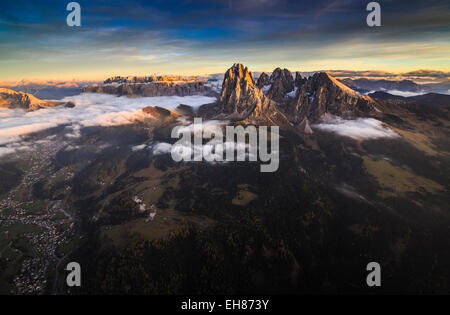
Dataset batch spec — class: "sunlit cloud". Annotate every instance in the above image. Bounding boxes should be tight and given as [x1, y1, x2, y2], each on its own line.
[0, 94, 215, 145]
[313, 116, 399, 140]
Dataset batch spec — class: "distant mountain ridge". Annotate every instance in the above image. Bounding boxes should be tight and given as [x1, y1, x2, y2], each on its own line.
[342, 78, 421, 94]
[82, 80, 216, 97]
[0, 88, 73, 111]
[342, 78, 450, 95]
[369, 91, 450, 107]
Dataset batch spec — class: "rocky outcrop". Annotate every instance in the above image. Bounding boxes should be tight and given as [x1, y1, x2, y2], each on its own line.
[202, 64, 377, 130]
[294, 71, 307, 88]
[0, 88, 69, 111]
[217, 64, 289, 125]
[266, 68, 295, 103]
[195, 64, 289, 126]
[256, 72, 270, 89]
[289, 72, 377, 122]
[219, 63, 257, 117]
[83, 81, 216, 97]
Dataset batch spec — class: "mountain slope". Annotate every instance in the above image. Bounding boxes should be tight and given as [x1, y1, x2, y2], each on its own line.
[0, 88, 69, 111]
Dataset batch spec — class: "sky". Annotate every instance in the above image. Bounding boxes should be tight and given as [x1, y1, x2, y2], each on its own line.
[0, 0, 449, 80]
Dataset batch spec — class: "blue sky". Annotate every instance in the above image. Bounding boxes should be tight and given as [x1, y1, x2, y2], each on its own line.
[0, 0, 449, 80]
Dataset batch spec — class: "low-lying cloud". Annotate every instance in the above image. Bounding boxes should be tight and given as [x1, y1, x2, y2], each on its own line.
[0, 93, 216, 146]
[313, 117, 399, 140]
[383, 90, 427, 97]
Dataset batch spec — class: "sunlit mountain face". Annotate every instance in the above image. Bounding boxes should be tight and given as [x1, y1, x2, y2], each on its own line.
[0, 0, 449, 296]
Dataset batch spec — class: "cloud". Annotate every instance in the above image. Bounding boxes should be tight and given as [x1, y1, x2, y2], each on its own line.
[384, 90, 427, 97]
[313, 117, 399, 140]
[0, 140, 32, 157]
[65, 124, 81, 138]
[151, 142, 173, 155]
[335, 183, 372, 204]
[0, 93, 216, 146]
[131, 144, 147, 152]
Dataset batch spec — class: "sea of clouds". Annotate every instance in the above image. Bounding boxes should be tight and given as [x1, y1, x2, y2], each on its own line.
[0, 93, 216, 156]
[313, 116, 399, 140]
[0, 92, 401, 158]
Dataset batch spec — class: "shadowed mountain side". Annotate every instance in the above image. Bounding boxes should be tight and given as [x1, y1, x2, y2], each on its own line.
[287, 72, 378, 123]
[266, 68, 295, 103]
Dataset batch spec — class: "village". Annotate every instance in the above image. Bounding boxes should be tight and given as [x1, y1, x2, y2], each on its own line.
[0, 139, 76, 294]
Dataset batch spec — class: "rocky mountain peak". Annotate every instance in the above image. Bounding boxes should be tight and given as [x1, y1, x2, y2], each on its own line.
[291, 72, 377, 121]
[221, 63, 254, 96]
[269, 68, 294, 85]
[203, 65, 378, 133]
[294, 71, 307, 88]
[212, 64, 290, 126]
[267, 68, 295, 103]
[256, 72, 270, 89]
[219, 63, 259, 117]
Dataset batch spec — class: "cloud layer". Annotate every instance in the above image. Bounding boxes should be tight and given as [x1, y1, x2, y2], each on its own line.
[313, 117, 399, 140]
[0, 94, 216, 146]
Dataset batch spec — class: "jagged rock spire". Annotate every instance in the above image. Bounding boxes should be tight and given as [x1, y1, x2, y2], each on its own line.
[215, 64, 290, 126]
[294, 71, 307, 88]
[256, 72, 270, 88]
[220, 63, 260, 118]
[267, 68, 294, 103]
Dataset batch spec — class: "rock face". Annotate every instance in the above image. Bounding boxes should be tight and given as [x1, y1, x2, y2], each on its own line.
[83, 81, 215, 97]
[203, 64, 376, 130]
[220, 63, 257, 117]
[220, 63, 270, 120]
[266, 68, 295, 102]
[0, 88, 67, 111]
[218, 63, 288, 125]
[256, 72, 270, 89]
[294, 71, 307, 88]
[196, 64, 289, 126]
[289, 72, 377, 122]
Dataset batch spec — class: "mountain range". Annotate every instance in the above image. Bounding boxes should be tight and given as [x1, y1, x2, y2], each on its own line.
[79, 64, 450, 130]
[1, 63, 450, 295]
